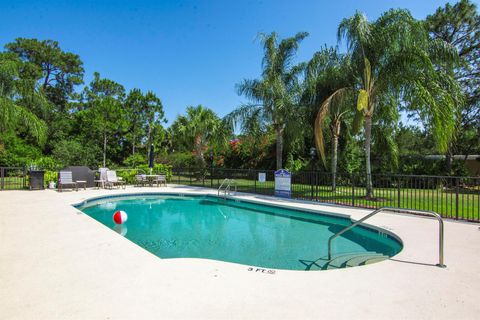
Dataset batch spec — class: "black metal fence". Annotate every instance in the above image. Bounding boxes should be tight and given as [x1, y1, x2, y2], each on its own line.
[2, 165, 478, 222]
[0, 167, 27, 190]
[172, 168, 480, 222]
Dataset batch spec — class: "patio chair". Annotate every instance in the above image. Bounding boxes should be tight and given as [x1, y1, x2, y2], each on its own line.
[105, 170, 126, 189]
[135, 174, 147, 187]
[153, 174, 167, 187]
[57, 171, 78, 192]
[94, 167, 109, 189]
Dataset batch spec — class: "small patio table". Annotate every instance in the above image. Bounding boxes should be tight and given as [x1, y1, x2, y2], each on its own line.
[145, 175, 164, 187]
[76, 180, 87, 190]
[94, 179, 105, 189]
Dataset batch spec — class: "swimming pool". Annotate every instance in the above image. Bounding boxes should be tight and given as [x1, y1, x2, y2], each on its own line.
[76, 194, 402, 271]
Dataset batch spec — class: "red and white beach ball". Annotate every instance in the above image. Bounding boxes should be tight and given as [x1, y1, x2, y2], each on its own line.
[113, 210, 128, 224]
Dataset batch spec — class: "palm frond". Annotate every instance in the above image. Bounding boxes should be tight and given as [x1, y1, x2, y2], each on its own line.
[0, 54, 48, 145]
[277, 32, 308, 71]
[338, 11, 372, 52]
[14, 104, 47, 145]
[223, 104, 263, 132]
[235, 79, 265, 102]
[314, 88, 349, 167]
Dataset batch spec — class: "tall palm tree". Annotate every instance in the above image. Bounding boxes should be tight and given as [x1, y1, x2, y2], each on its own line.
[226, 32, 308, 169]
[0, 53, 47, 146]
[337, 9, 461, 197]
[304, 47, 354, 191]
[171, 105, 226, 170]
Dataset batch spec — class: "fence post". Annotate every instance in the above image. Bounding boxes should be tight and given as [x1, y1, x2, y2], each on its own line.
[310, 171, 315, 201]
[397, 177, 401, 208]
[351, 174, 355, 206]
[210, 167, 213, 188]
[254, 170, 257, 194]
[455, 177, 459, 220]
[24, 167, 27, 189]
[0, 167, 4, 190]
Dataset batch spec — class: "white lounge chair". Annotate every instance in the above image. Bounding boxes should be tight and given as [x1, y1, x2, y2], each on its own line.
[94, 167, 109, 189]
[106, 170, 126, 189]
[58, 171, 78, 192]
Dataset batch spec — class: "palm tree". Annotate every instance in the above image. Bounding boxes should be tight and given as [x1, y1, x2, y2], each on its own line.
[304, 47, 354, 191]
[0, 53, 47, 146]
[337, 9, 461, 197]
[226, 32, 308, 169]
[171, 105, 226, 171]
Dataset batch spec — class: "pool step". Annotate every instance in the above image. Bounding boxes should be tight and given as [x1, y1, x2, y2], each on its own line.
[310, 252, 389, 270]
[324, 253, 368, 270]
[345, 253, 387, 267]
[363, 256, 389, 265]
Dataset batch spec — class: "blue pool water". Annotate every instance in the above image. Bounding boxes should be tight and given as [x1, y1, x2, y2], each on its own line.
[76, 194, 402, 270]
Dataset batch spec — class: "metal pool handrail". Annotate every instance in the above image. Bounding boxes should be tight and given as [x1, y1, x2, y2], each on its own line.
[327, 207, 445, 268]
[218, 178, 237, 198]
[218, 178, 228, 196]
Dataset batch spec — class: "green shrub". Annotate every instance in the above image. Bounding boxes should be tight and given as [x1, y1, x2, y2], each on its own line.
[44, 170, 58, 187]
[34, 157, 61, 171]
[285, 154, 309, 173]
[123, 153, 146, 167]
[115, 164, 173, 184]
[137, 164, 173, 180]
[160, 152, 195, 168]
[116, 169, 139, 184]
[0, 134, 42, 167]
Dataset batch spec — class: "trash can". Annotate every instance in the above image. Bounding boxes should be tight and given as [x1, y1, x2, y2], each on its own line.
[29, 170, 45, 190]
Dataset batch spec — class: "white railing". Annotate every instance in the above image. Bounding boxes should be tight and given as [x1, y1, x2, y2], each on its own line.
[327, 207, 445, 267]
[218, 178, 237, 198]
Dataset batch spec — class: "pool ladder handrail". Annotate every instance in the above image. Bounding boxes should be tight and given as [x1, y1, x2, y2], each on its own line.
[218, 178, 237, 198]
[327, 207, 445, 268]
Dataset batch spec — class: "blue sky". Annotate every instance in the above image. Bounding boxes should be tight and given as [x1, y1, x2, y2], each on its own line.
[0, 0, 471, 124]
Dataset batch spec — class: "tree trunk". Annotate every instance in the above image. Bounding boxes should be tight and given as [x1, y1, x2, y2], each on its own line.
[147, 125, 152, 148]
[132, 134, 136, 155]
[275, 126, 284, 170]
[364, 116, 373, 198]
[196, 149, 206, 169]
[43, 66, 51, 89]
[194, 135, 206, 180]
[331, 120, 341, 192]
[103, 131, 107, 168]
[445, 145, 453, 175]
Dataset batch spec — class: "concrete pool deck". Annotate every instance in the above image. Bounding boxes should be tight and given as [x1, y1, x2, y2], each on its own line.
[1, 186, 479, 319]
